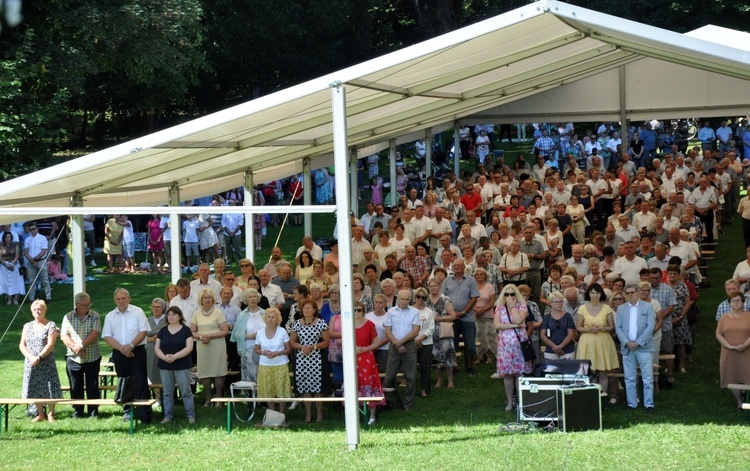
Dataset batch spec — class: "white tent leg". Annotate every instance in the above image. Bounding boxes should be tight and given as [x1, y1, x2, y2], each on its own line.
[331, 82, 359, 450]
[245, 171, 255, 262]
[169, 185, 182, 282]
[70, 194, 86, 296]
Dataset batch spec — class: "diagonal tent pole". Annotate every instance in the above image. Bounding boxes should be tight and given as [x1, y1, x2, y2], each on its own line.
[331, 81, 359, 450]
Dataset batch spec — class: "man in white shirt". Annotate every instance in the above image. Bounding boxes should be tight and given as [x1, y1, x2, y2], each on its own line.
[632, 205, 656, 234]
[383, 290, 421, 410]
[190, 263, 223, 298]
[565, 244, 590, 279]
[221, 210, 244, 265]
[616, 215, 640, 242]
[258, 269, 284, 311]
[295, 236, 323, 263]
[170, 279, 199, 325]
[360, 202, 376, 240]
[411, 205, 433, 248]
[667, 228, 697, 272]
[351, 225, 371, 267]
[531, 155, 550, 183]
[24, 223, 52, 302]
[464, 211, 485, 241]
[430, 207, 453, 255]
[102, 288, 152, 423]
[613, 241, 648, 285]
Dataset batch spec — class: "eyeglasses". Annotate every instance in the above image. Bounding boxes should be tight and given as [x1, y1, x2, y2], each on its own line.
[613, 297, 625, 301]
[415, 295, 426, 300]
[354, 308, 364, 312]
[504, 292, 516, 297]
[240, 264, 251, 268]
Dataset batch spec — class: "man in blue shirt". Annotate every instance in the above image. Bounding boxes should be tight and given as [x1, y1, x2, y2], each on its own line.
[697, 121, 716, 152]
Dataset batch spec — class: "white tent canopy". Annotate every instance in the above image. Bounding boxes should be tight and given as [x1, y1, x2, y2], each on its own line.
[1, 0, 749, 216]
[1, 1, 750, 448]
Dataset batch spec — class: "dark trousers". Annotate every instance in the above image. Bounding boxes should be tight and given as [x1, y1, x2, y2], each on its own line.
[66, 356, 101, 417]
[742, 218, 750, 248]
[698, 210, 715, 243]
[453, 320, 477, 373]
[417, 344, 433, 394]
[112, 346, 152, 422]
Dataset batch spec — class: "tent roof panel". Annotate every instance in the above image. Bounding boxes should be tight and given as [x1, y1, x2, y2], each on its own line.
[2, 0, 750, 222]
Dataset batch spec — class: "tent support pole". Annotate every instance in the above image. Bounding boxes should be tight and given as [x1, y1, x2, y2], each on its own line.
[303, 157, 312, 236]
[454, 121, 461, 177]
[350, 147, 358, 218]
[169, 184, 182, 282]
[425, 128, 433, 178]
[331, 82, 359, 450]
[70, 194, 86, 295]
[619, 66, 628, 154]
[244, 171, 255, 263]
[389, 140, 397, 206]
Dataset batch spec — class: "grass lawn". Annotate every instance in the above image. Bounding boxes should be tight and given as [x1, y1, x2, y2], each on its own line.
[2, 144, 750, 468]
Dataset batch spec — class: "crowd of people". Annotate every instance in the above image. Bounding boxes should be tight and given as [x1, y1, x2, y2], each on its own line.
[16, 119, 750, 426]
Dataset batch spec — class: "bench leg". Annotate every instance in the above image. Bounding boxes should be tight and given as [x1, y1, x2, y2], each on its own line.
[129, 411, 135, 435]
[226, 402, 232, 434]
[1, 404, 6, 433]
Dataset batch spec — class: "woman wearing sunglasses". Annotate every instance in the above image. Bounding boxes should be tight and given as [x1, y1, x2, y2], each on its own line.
[494, 284, 532, 411]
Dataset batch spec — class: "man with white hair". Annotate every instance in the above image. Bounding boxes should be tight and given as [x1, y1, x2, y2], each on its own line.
[613, 240, 648, 286]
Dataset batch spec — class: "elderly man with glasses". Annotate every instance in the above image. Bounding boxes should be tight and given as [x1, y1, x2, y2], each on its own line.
[615, 285, 656, 413]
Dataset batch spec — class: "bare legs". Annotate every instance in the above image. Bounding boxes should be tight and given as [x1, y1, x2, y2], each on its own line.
[201, 376, 225, 406]
[504, 375, 517, 410]
[302, 393, 323, 422]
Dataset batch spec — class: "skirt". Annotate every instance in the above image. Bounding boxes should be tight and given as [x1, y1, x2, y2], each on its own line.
[257, 364, 291, 399]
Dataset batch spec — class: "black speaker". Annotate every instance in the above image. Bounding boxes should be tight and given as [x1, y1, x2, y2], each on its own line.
[556, 385, 602, 432]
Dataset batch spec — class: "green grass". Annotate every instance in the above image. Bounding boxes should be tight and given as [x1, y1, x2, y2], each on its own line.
[1, 178, 750, 469]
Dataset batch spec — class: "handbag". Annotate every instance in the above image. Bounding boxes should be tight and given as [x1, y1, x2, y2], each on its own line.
[114, 376, 136, 404]
[438, 321, 454, 339]
[513, 327, 536, 362]
[261, 409, 286, 427]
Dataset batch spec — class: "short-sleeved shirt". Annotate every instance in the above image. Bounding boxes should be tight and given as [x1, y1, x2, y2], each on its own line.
[441, 274, 480, 321]
[156, 325, 193, 370]
[61, 309, 102, 363]
[102, 305, 149, 347]
[540, 312, 576, 354]
[384, 305, 420, 340]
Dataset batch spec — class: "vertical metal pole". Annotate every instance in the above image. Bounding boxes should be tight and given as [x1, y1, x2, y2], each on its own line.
[389, 139, 397, 207]
[425, 128, 433, 178]
[619, 66, 629, 154]
[454, 121, 461, 177]
[303, 157, 312, 236]
[70, 194, 86, 296]
[244, 171, 255, 262]
[331, 82, 359, 450]
[169, 184, 182, 282]
[350, 147, 358, 218]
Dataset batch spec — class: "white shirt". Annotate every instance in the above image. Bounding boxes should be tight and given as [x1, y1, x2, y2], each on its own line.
[262, 283, 285, 308]
[627, 303, 639, 342]
[221, 213, 244, 236]
[169, 294, 199, 326]
[613, 255, 648, 286]
[296, 244, 323, 261]
[190, 278, 223, 298]
[102, 304, 149, 347]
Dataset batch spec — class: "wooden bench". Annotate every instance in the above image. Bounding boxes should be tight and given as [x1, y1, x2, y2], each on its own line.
[210, 396, 384, 433]
[0, 398, 157, 435]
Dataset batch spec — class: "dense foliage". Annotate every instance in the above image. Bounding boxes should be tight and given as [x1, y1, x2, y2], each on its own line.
[0, 0, 747, 180]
